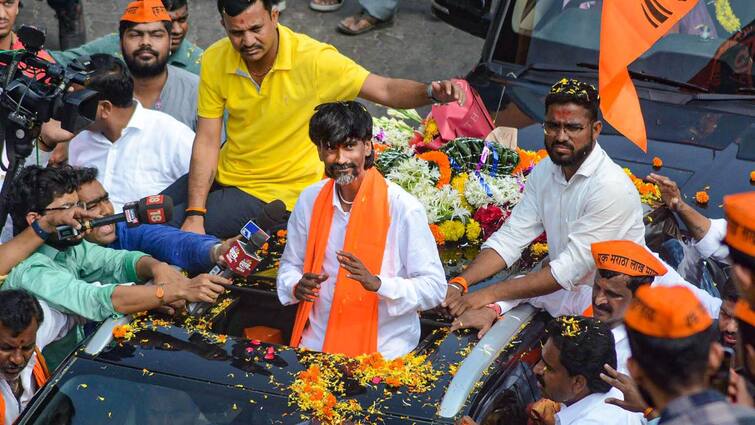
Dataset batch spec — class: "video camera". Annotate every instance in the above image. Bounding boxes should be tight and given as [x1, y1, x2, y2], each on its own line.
[0, 25, 101, 229]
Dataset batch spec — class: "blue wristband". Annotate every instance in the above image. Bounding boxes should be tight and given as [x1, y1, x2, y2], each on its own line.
[31, 220, 51, 241]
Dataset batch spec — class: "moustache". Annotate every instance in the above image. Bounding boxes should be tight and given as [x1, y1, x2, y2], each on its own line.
[134, 48, 159, 57]
[242, 44, 264, 51]
[594, 304, 612, 314]
[329, 163, 357, 172]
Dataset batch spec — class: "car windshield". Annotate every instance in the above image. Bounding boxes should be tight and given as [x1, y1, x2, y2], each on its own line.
[23, 360, 299, 425]
[493, 0, 755, 95]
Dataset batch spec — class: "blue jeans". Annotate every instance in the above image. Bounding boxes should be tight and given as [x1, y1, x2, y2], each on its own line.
[661, 238, 720, 298]
[360, 0, 398, 21]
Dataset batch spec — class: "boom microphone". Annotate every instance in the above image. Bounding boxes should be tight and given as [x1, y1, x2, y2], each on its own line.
[56, 195, 173, 240]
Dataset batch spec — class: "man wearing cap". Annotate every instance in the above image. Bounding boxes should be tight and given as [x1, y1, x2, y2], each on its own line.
[164, 0, 465, 239]
[724, 192, 755, 407]
[445, 79, 646, 317]
[451, 239, 721, 374]
[118, 0, 199, 130]
[624, 285, 755, 424]
[50, 0, 204, 75]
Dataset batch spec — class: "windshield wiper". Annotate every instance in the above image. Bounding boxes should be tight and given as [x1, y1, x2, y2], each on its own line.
[576, 62, 709, 93]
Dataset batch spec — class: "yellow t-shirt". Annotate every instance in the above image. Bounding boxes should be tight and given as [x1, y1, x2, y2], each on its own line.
[198, 25, 370, 210]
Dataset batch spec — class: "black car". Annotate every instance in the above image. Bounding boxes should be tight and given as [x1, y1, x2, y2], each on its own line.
[433, 0, 755, 218]
[17, 274, 549, 425]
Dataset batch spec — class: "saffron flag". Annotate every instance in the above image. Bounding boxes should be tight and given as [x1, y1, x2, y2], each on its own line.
[599, 0, 697, 152]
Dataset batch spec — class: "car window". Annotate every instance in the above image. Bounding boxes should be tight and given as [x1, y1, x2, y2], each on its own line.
[496, 0, 755, 95]
[23, 361, 296, 425]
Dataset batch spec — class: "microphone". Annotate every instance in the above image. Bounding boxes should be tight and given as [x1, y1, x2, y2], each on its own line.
[56, 195, 173, 240]
[188, 200, 287, 315]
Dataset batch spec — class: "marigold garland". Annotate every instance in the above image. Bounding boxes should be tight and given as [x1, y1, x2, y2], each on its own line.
[429, 223, 445, 245]
[112, 324, 133, 339]
[439, 220, 466, 242]
[423, 117, 439, 144]
[624, 168, 661, 206]
[715, 0, 741, 33]
[465, 219, 482, 242]
[652, 157, 663, 168]
[750, 171, 754, 183]
[290, 352, 440, 424]
[513, 148, 547, 175]
[695, 191, 710, 205]
[417, 151, 452, 188]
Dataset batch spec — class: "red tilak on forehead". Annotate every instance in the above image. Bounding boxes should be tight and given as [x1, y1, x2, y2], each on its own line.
[552, 108, 579, 121]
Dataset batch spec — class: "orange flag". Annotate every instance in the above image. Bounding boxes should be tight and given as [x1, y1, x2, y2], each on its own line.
[599, 0, 697, 152]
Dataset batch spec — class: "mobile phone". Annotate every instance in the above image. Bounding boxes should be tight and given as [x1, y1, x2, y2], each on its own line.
[712, 347, 735, 395]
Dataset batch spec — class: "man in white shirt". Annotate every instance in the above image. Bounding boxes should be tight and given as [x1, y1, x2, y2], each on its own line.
[0, 290, 80, 425]
[445, 78, 645, 317]
[277, 102, 445, 359]
[69, 54, 193, 212]
[451, 240, 721, 374]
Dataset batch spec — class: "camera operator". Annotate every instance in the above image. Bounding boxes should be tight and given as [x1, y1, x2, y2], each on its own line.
[1, 165, 231, 365]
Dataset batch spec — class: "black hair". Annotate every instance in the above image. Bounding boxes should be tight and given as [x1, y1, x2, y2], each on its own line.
[118, 20, 173, 40]
[719, 276, 740, 303]
[217, 0, 272, 16]
[627, 324, 714, 393]
[597, 269, 655, 294]
[0, 290, 44, 337]
[162, 0, 188, 11]
[71, 166, 99, 188]
[546, 316, 616, 394]
[86, 54, 134, 108]
[6, 165, 78, 236]
[545, 78, 600, 122]
[309, 101, 375, 169]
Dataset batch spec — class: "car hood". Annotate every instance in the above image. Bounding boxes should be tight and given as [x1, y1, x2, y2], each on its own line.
[91, 322, 478, 423]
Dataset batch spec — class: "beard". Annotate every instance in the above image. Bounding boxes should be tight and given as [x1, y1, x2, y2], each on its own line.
[326, 163, 359, 186]
[545, 133, 595, 167]
[124, 47, 169, 78]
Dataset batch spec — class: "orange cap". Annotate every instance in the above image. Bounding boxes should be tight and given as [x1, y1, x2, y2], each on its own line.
[591, 240, 667, 277]
[724, 192, 755, 258]
[735, 299, 755, 328]
[121, 0, 171, 24]
[624, 285, 712, 339]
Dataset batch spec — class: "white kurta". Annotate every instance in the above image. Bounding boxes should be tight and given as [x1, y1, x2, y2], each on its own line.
[277, 179, 446, 359]
[695, 218, 730, 264]
[556, 387, 644, 425]
[1, 300, 79, 425]
[482, 143, 645, 291]
[69, 101, 194, 212]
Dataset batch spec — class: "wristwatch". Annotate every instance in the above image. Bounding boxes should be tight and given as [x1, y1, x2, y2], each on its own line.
[426, 82, 442, 103]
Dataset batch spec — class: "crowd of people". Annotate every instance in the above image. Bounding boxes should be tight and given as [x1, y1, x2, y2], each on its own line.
[0, 0, 753, 424]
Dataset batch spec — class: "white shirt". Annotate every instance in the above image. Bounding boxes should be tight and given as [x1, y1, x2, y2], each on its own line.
[277, 179, 446, 359]
[556, 387, 644, 425]
[69, 102, 194, 212]
[1, 300, 79, 425]
[483, 143, 645, 291]
[695, 218, 729, 264]
[612, 325, 631, 374]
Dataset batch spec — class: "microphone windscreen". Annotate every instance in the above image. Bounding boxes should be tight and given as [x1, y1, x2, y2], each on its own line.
[137, 195, 174, 224]
[256, 199, 287, 232]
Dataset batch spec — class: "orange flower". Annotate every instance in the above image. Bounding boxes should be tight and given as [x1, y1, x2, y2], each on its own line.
[373, 142, 390, 155]
[695, 191, 710, 205]
[750, 171, 755, 182]
[429, 224, 445, 245]
[276, 229, 287, 238]
[385, 377, 401, 387]
[513, 148, 547, 175]
[417, 151, 452, 188]
[112, 324, 132, 339]
[652, 157, 663, 168]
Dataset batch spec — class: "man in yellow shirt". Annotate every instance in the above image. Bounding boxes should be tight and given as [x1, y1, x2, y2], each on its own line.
[162, 0, 463, 238]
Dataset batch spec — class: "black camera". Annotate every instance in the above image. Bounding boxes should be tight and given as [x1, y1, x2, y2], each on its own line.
[0, 25, 102, 229]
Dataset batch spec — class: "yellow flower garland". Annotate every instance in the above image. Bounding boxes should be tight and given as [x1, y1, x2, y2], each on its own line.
[715, 0, 741, 33]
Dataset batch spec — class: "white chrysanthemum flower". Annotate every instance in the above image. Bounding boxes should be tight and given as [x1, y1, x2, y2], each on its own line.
[413, 184, 470, 224]
[464, 173, 525, 209]
[373, 116, 414, 149]
[385, 157, 439, 192]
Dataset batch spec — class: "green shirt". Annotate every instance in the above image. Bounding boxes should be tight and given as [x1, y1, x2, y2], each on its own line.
[50, 33, 204, 75]
[1, 241, 148, 321]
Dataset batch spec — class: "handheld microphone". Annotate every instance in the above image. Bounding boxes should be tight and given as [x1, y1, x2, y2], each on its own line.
[188, 200, 287, 315]
[56, 195, 173, 240]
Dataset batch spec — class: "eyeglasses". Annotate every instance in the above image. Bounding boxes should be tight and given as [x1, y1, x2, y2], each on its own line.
[542, 121, 588, 137]
[43, 201, 86, 212]
[82, 193, 110, 211]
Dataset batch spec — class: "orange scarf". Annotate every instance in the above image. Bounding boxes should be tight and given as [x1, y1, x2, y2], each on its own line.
[289, 168, 391, 357]
[1, 348, 49, 425]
